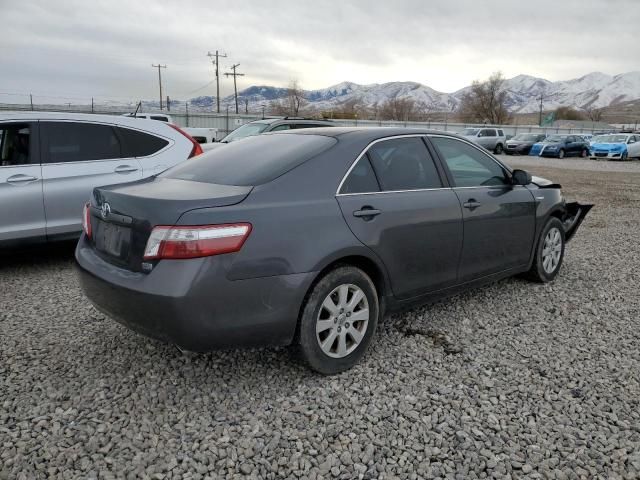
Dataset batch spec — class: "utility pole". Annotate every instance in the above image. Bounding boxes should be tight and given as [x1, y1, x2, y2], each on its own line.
[537, 93, 544, 126]
[225, 64, 244, 114]
[245, 98, 249, 114]
[207, 50, 227, 113]
[30, 94, 34, 111]
[167, 95, 170, 112]
[151, 64, 167, 110]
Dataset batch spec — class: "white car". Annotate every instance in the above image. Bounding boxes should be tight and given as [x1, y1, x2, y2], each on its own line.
[589, 133, 640, 160]
[0, 111, 202, 246]
[122, 113, 220, 144]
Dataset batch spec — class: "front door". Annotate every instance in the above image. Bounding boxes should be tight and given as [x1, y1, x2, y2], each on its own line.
[0, 121, 45, 242]
[429, 135, 536, 282]
[336, 136, 463, 299]
[40, 121, 143, 238]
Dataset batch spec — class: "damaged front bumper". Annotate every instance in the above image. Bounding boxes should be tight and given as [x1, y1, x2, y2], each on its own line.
[562, 202, 593, 241]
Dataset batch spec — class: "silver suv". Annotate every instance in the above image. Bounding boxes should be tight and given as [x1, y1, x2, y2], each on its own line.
[0, 112, 201, 246]
[461, 127, 507, 154]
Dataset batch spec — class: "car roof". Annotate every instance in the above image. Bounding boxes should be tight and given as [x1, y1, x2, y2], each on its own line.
[267, 126, 465, 142]
[0, 111, 174, 131]
[249, 117, 335, 126]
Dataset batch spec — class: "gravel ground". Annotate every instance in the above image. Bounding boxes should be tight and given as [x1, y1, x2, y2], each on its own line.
[2, 159, 640, 479]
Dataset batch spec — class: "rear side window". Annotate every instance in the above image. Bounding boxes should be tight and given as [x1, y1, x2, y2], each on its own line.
[43, 122, 120, 163]
[339, 156, 380, 194]
[162, 134, 337, 186]
[367, 137, 442, 191]
[270, 124, 291, 132]
[481, 129, 497, 137]
[116, 127, 169, 157]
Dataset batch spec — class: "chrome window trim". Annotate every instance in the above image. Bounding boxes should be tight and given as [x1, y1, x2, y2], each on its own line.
[335, 134, 445, 196]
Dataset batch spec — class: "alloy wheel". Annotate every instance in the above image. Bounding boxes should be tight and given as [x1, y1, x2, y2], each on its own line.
[542, 227, 562, 274]
[316, 284, 369, 358]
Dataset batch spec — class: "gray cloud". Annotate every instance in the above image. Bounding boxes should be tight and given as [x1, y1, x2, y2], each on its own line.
[1, 0, 638, 104]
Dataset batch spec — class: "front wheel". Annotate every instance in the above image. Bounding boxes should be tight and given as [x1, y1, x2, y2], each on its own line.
[524, 217, 565, 283]
[558, 149, 565, 159]
[621, 151, 628, 161]
[297, 266, 379, 374]
[580, 148, 588, 158]
[494, 143, 504, 154]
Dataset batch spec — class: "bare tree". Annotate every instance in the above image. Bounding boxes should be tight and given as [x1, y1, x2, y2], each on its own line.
[379, 97, 417, 121]
[286, 80, 306, 116]
[458, 72, 510, 124]
[554, 106, 585, 121]
[585, 106, 604, 122]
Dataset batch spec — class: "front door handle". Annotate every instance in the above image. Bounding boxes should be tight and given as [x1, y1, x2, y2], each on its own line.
[114, 165, 138, 174]
[6, 174, 38, 184]
[353, 207, 381, 220]
[463, 199, 481, 210]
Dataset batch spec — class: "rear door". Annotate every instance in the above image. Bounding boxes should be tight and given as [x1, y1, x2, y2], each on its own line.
[40, 121, 143, 238]
[0, 121, 45, 242]
[477, 129, 496, 149]
[336, 136, 463, 299]
[429, 135, 536, 282]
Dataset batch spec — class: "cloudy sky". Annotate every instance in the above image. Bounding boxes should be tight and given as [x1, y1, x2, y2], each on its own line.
[1, 0, 639, 104]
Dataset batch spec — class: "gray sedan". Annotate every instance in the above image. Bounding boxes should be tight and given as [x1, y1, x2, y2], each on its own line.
[76, 128, 592, 374]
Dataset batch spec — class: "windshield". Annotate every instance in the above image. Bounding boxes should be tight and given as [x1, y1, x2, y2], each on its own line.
[545, 135, 566, 143]
[596, 135, 628, 143]
[162, 134, 337, 186]
[512, 134, 542, 141]
[462, 128, 480, 136]
[221, 122, 270, 143]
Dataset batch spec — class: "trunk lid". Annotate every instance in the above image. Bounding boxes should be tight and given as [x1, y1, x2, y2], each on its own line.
[89, 177, 252, 271]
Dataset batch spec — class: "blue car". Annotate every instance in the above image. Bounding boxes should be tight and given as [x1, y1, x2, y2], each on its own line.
[529, 134, 590, 158]
[589, 134, 640, 161]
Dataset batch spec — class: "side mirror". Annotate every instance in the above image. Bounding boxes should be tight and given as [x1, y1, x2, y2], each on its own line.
[512, 169, 532, 186]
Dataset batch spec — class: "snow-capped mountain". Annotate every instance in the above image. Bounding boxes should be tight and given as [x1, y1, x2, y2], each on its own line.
[189, 71, 640, 113]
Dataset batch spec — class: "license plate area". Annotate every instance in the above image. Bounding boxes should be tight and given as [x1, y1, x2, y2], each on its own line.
[94, 220, 131, 259]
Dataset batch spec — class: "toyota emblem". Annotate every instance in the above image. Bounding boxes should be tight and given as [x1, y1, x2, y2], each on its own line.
[101, 202, 111, 219]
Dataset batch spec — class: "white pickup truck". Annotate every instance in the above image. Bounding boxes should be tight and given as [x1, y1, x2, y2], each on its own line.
[122, 113, 219, 145]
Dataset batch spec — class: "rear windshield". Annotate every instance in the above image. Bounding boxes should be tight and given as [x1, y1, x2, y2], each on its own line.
[161, 133, 337, 186]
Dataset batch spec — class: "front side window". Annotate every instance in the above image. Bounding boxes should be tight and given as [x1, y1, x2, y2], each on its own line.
[43, 122, 120, 163]
[431, 136, 509, 188]
[0, 124, 31, 166]
[367, 137, 442, 191]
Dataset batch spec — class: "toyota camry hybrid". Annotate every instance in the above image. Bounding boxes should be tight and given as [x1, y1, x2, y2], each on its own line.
[76, 128, 592, 374]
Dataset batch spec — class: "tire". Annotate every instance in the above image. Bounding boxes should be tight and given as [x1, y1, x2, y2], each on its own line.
[297, 266, 379, 374]
[558, 149, 565, 159]
[580, 148, 588, 158]
[621, 151, 628, 161]
[524, 217, 566, 283]
[494, 143, 504, 155]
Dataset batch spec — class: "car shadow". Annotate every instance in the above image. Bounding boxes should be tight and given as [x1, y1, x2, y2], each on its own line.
[0, 240, 77, 269]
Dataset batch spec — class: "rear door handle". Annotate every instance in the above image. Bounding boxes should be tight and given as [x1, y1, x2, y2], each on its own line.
[353, 207, 381, 219]
[114, 165, 138, 174]
[6, 174, 38, 184]
[463, 199, 481, 210]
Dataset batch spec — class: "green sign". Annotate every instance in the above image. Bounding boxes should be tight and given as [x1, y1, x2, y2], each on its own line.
[541, 112, 555, 127]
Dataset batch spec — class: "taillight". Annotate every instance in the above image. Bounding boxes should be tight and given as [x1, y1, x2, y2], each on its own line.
[143, 223, 252, 260]
[82, 202, 92, 238]
[169, 124, 204, 158]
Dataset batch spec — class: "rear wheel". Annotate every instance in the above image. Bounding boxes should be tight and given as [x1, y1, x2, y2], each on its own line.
[494, 143, 504, 155]
[558, 149, 565, 159]
[297, 266, 379, 374]
[524, 217, 565, 283]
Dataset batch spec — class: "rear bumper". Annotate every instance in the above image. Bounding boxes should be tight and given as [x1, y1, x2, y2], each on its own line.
[75, 236, 316, 351]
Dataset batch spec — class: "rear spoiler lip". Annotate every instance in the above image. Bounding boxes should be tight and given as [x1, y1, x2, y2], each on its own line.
[563, 202, 594, 242]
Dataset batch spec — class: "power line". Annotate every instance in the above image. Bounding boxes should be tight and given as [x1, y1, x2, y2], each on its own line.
[151, 64, 167, 110]
[207, 50, 227, 113]
[224, 64, 245, 114]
